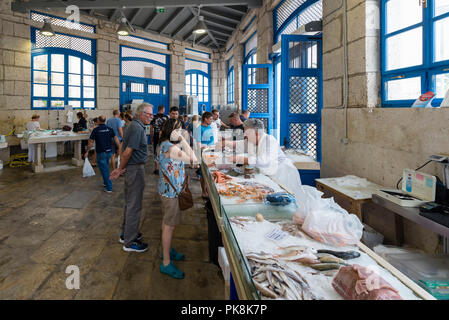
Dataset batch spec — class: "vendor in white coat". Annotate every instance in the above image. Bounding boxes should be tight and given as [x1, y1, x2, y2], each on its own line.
[221, 118, 302, 193]
[26, 114, 41, 162]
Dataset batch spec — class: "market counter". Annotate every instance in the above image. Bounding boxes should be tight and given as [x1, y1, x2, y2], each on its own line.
[201, 155, 435, 301]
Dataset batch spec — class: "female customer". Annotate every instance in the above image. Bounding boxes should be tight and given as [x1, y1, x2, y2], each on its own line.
[158, 118, 197, 279]
[26, 114, 41, 163]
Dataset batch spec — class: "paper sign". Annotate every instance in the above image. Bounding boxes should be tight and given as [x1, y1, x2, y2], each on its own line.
[265, 228, 287, 241]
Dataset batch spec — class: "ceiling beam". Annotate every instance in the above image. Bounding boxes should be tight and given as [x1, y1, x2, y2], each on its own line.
[196, 34, 209, 45]
[202, 19, 236, 32]
[201, 8, 241, 25]
[109, 9, 120, 22]
[158, 7, 184, 34]
[143, 9, 158, 30]
[205, 25, 233, 37]
[129, 8, 143, 24]
[171, 14, 195, 38]
[11, 0, 263, 11]
[220, 6, 247, 16]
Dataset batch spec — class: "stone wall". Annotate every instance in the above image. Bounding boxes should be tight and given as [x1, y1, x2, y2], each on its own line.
[0, 0, 218, 146]
[321, 0, 445, 253]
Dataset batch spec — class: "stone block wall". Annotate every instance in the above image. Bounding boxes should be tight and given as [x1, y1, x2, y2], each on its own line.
[0, 0, 218, 146]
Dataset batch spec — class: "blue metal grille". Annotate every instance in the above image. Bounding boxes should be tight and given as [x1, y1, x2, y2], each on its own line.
[289, 76, 318, 114]
[289, 123, 317, 159]
[248, 89, 268, 113]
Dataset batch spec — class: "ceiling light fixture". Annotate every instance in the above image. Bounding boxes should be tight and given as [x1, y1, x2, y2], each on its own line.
[117, 17, 130, 36]
[40, 18, 55, 37]
[193, 15, 207, 35]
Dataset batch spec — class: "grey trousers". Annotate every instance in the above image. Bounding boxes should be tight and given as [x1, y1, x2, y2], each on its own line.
[122, 164, 146, 246]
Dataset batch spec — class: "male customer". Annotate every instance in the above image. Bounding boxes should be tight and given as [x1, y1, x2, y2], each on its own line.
[84, 116, 120, 193]
[229, 112, 244, 130]
[210, 109, 229, 143]
[150, 105, 169, 175]
[169, 106, 187, 129]
[106, 110, 124, 170]
[240, 110, 250, 123]
[193, 111, 214, 199]
[110, 103, 154, 253]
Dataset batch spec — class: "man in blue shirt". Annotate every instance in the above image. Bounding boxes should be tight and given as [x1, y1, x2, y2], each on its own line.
[193, 112, 214, 199]
[106, 110, 124, 170]
[85, 115, 120, 193]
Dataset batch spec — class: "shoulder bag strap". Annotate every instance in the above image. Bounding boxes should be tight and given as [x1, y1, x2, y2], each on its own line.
[161, 169, 180, 197]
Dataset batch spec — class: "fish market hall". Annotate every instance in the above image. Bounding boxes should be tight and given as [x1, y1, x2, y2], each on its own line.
[1, 0, 449, 301]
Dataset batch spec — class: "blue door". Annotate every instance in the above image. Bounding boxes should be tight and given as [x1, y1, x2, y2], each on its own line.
[120, 78, 168, 115]
[242, 64, 274, 134]
[280, 34, 322, 162]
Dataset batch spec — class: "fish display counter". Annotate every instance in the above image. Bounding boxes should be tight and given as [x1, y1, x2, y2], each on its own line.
[201, 153, 435, 300]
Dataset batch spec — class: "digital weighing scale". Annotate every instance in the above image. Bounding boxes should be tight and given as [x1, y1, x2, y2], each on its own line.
[375, 169, 437, 207]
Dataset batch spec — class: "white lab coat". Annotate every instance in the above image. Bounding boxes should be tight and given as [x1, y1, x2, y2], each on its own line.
[247, 133, 302, 194]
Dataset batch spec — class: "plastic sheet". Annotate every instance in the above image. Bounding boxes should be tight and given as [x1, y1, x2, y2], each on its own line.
[82, 158, 95, 177]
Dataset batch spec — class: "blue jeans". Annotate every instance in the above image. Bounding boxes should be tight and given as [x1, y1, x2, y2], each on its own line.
[97, 152, 112, 191]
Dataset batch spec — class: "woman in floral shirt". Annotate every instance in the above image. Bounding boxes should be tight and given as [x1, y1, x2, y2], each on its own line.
[158, 118, 197, 279]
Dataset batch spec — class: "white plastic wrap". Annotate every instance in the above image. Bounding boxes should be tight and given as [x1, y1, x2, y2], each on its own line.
[292, 185, 324, 225]
[82, 158, 95, 177]
[301, 206, 363, 247]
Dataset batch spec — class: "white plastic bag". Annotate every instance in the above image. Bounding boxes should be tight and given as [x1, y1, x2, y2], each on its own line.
[301, 207, 363, 247]
[83, 158, 95, 177]
[117, 155, 120, 168]
[292, 185, 324, 225]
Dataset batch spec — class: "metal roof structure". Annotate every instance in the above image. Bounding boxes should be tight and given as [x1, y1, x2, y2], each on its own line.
[12, 0, 263, 48]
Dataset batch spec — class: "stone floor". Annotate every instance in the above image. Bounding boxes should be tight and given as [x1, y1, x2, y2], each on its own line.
[0, 154, 225, 300]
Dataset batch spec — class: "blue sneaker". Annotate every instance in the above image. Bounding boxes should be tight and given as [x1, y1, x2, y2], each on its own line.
[160, 261, 184, 279]
[161, 248, 185, 261]
[122, 240, 148, 253]
[119, 232, 142, 244]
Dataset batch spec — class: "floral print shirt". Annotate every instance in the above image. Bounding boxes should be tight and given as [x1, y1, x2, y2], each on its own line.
[158, 141, 185, 198]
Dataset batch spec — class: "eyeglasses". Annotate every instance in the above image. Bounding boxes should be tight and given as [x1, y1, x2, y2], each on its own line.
[143, 111, 153, 117]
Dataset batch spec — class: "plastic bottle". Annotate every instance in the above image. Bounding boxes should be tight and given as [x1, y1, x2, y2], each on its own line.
[406, 173, 413, 193]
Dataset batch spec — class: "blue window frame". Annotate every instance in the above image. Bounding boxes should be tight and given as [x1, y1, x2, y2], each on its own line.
[31, 27, 96, 109]
[273, 0, 322, 44]
[185, 58, 211, 109]
[381, 0, 449, 107]
[244, 32, 258, 86]
[227, 57, 234, 104]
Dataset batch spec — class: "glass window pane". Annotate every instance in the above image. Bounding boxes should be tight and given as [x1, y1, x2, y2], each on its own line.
[185, 84, 190, 95]
[51, 54, 64, 72]
[33, 71, 47, 83]
[435, 73, 449, 98]
[163, 86, 166, 95]
[51, 85, 64, 97]
[84, 100, 95, 108]
[199, 75, 203, 86]
[69, 86, 80, 98]
[33, 55, 48, 71]
[83, 75, 94, 87]
[122, 83, 126, 92]
[69, 56, 81, 74]
[51, 72, 64, 85]
[434, 17, 449, 62]
[83, 60, 94, 75]
[435, 0, 449, 16]
[386, 77, 421, 100]
[33, 99, 47, 108]
[386, 27, 422, 71]
[386, 0, 422, 34]
[84, 87, 95, 98]
[69, 74, 81, 86]
[186, 75, 190, 85]
[204, 94, 209, 102]
[192, 86, 197, 95]
[192, 75, 197, 86]
[34, 84, 48, 97]
[68, 100, 80, 108]
[51, 100, 64, 107]
[204, 77, 208, 87]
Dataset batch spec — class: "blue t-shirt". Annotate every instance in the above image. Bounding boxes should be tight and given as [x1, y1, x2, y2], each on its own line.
[194, 124, 214, 146]
[89, 124, 116, 153]
[106, 117, 123, 142]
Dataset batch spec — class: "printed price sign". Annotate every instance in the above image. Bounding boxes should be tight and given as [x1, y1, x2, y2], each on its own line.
[265, 228, 287, 241]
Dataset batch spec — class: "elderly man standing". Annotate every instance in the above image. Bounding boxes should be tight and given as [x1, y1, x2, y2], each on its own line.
[111, 103, 154, 253]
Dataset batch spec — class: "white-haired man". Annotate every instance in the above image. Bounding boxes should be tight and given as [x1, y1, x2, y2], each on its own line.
[111, 103, 153, 253]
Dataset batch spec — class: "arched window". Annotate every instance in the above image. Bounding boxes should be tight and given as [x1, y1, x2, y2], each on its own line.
[227, 56, 234, 104]
[381, 0, 449, 107]
[31, 28, 96, 109]
[244, 32, 257, 85]
[185, 58, 211, 109]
